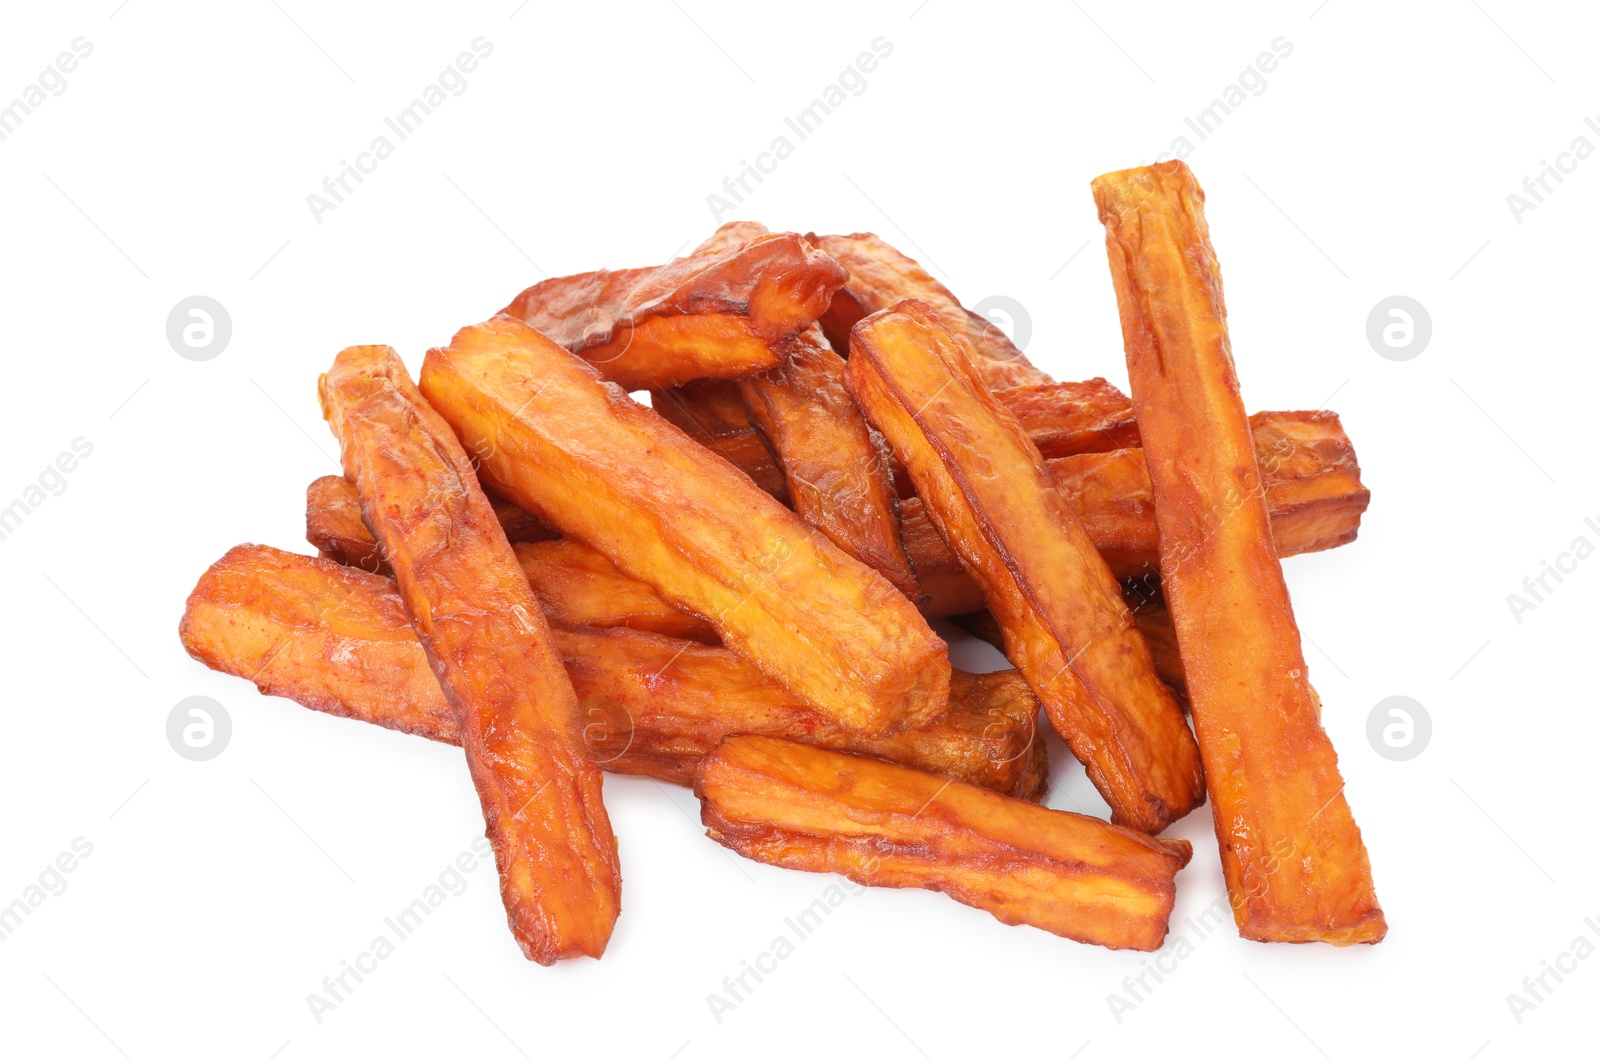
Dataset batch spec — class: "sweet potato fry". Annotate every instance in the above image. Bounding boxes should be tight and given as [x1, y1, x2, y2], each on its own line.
[319, 344, 620, 964]
[993, 378, 1141, 458]
[1094, 161, 1384, 943]
[305, 474, 718, 643]
[696, 736, 1191, 951]
[952, 585, 1189, 709]
[179, 545, 1045, 799]
[306, 473, 553, 575]
[811, 232, 1053, 389]
[906, 408, 1369, 613]
[737, 325, 920, 597]
[649, 379, 753, 436]
[847, 300, 1203, 833]
[499, 233, 847, 390]
[419, 316, 950, 736]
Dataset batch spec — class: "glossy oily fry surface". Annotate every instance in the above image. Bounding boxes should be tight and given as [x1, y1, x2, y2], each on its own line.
[848, 301, 1204, 833]
[696, 737, 1191, 951]
[319, 344, 620, 964]
[419, 316, 950, 737]
[737, 325, 920, 598]
[499, 233, 847, 390]
[1093, 161, 1384, 943]
[178, 545, 1044, 798]
[811, 231, 1053, 388]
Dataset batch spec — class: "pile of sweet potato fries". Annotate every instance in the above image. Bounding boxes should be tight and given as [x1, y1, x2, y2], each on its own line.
[181, 161, 1384, 962]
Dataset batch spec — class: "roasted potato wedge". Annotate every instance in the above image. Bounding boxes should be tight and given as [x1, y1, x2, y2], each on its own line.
[847, 300, 1203, 833]
[696, 736, 1191, 951]
[179, 545, 1045, 799]
[500, 233, 847, 390]
[420, 316, 951, 736]
[319, 344, 620, 964]
[810, 231, 1053, 389]
[1094, 161, 1384, 943]
[649, 378, 753, 436]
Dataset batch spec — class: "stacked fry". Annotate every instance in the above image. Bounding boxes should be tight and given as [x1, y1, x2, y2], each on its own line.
[181, 161, 1383, 962]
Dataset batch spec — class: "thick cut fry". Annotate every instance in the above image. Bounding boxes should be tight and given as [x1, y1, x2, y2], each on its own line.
[737, 325, 920, 597]
[847, 301, 1203, 833]
[179, 545, 1045, 799]
[306, 474, 553, 575]
[993, 378, 1141, 458]
[696, 737, 1191, 951]
[420, 316, 951, 736]
[500, 233, 847, 390]
[953, 584, 1190, 709]
[319, 345, 619, 964]
[1094, 161, 1384, 943]
[649, 379, 753, 436]
[811, 232, 1053, 389]
[906, 408, 1369, 614]
[307, 475, 718, 643]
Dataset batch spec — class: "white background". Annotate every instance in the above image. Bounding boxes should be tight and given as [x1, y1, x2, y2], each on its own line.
[1, 2, 1594, 1056]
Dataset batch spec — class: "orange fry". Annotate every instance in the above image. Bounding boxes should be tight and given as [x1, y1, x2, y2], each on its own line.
[500, 233, 846, 390]
[419, 316, 950, 736]
[847, 300, 1204, 833]
[1093, 160, 1384, 943]
[179, 545, 1045, 799]
[811, 231, 1054, 388]
[319, 345, 620, 963]
[696, 736, 1191, 952]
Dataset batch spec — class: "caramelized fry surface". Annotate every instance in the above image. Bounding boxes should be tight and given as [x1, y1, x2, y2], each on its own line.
[179, 545, 1044, 798]
[319, 344, 620, 964]
[738, 325, 919, 597]
[992, 378, 1142, 458]
[811, 232, 1053, 388]
[420, 316, 950, 736]
[848, 301, 1204, 833]
[500, 233, 846, 390]
[1094, 161, 1384, 943]
[696, 737, 1190, 951]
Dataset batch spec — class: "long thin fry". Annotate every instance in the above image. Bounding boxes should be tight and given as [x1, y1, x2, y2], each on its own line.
[319, 344, 620, 963]
[847, 300, 1204, 833]
[179, 545, 1045, 799]
[1093, 160, 1384, 943]
[696, 736, 1191, 951]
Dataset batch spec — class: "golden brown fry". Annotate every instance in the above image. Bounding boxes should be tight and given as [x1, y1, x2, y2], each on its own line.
[500, 233, 847, 390]
[953, 586, 1190, 710]
[906, 408, 1370, 613]
[319, 344, 619, 964]
[178, 545, 1045, 799]
[649, 379, 753, 436]
[306, 473, 554, 576]
[847, 301, 1203, 833]
[992, 378, 1142, 458]
[420, 316, 951, 736]
[306, 477, 719, 642]
[811, 231, 1054, 388]
[696, 736, 1191, 951]
[1094, 160, 1384, 943]
[738, 325, 920, 597]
